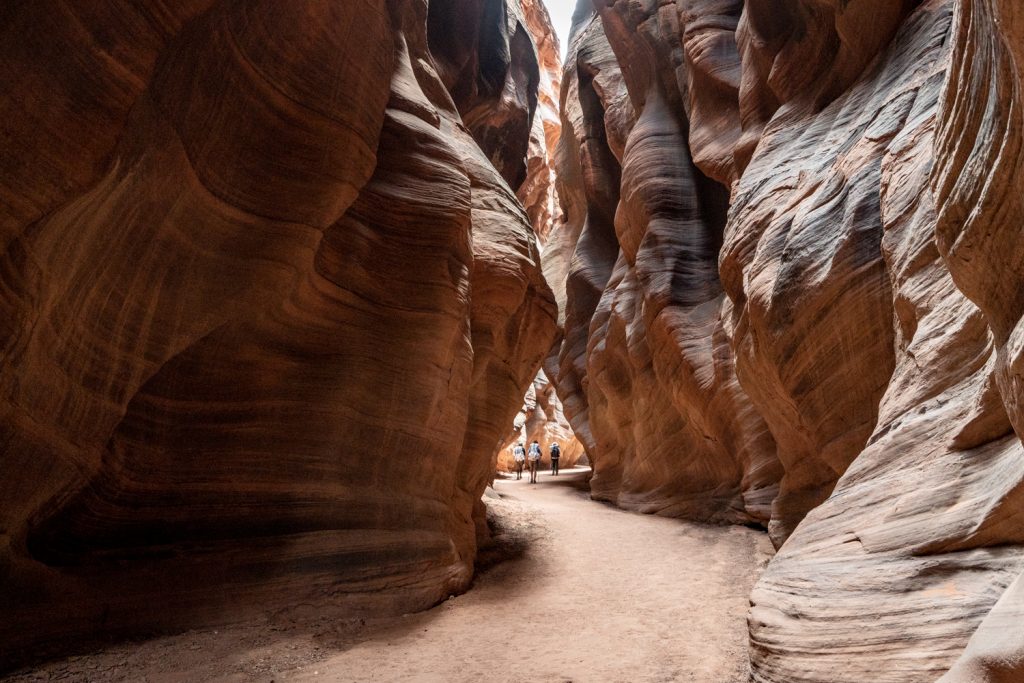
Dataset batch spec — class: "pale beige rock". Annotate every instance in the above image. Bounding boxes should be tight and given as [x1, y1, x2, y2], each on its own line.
[496, 372, 585, 472]
[933, 0, 1024, 680]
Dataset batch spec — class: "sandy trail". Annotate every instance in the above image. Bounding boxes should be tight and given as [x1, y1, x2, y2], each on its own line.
[5, 468, 772, 683]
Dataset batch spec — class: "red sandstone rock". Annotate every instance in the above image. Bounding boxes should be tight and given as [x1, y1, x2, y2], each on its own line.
[553, 0, 1024, 680]
[552, 8, 632, 469]
[0, 0, 554, 666]
[496, 372, 585, 472]
[516, 0, 563, 244]
[743, 5, 1024, 679]
[7, 0, 1024, 678]
[553, 0, 780, 524]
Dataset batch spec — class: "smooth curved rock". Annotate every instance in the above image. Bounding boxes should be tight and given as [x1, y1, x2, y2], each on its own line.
[745, 5, 1024, 679]
[553, 0, 1024, 680]
[517, 0, 563, 244]
[553, 0, 780, 524]
[497, 371, 585, 472]
[0, 0, 554, 666]
[933, 0, 1024, 680]
[554, 8, 631, 466]
[430, 0, 540, 190]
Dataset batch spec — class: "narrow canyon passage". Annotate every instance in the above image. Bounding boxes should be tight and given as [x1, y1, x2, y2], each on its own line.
[7, 0, 1024, 679]
[5, 470, 771, 682]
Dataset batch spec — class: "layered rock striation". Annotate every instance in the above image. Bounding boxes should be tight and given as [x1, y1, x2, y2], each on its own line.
[0, 0, 555, 667]
[496, 371, 585, 472]
[555, 2, 780, 524]
[555, 0, 1024, 680]
[516, 0, 564, 244]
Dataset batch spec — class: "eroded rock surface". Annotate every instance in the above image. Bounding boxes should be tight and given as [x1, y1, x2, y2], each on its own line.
[496, 371, 585, 472]
[554, 0, 1024, 680]
[0, 0, 555, 667]
[517, 0, 563, 244]
[554, 2, 779, 524]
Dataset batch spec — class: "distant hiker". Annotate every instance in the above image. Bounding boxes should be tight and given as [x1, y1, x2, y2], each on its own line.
[527, 440, 542, 483]
[550, 441, 561, 476]
[513, 442, 526, 480]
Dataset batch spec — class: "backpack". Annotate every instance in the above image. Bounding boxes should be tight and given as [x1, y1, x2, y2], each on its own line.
[551, 443, 560, 458]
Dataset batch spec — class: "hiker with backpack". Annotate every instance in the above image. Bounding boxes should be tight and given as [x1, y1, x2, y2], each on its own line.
[513, 442, 526, 480]
[527, 440, 542, 483]
[549, 441, 561, 475]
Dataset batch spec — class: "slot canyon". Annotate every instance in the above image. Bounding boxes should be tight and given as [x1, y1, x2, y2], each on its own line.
[2, 0, 1024, 681]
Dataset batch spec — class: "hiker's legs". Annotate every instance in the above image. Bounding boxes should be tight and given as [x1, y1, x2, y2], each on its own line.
[516, 462, 523, 479]
[552, 458, 559, 475]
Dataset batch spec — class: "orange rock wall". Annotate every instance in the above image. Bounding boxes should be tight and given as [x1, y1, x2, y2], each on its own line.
[497, 0, 576, 468]
[555, 0, 1024, 680]
[517, 0, 563, 244]
[556, 3, 780, 524]
[496, 372, 585, 472]
[0, 0, 555, 666]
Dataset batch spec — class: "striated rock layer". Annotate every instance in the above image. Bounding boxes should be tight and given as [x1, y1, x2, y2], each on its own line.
[0, 0, 555, 667]
[555, 2, 779, 524]
[516, 0, 563, 244]
[496, 371, 585, 472]
[554, 0, 1024, 680]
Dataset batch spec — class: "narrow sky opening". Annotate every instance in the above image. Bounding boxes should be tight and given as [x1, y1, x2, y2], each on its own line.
[542, 0, 576, 59]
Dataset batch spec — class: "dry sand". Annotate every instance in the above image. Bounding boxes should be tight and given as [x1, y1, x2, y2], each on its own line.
[5, 468, 772, 683]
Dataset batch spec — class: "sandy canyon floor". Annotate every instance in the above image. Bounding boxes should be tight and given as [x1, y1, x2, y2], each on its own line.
[6, 469, 773, 683]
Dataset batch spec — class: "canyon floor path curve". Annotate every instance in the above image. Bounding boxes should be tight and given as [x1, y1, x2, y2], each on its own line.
[6, 469, 773, 683]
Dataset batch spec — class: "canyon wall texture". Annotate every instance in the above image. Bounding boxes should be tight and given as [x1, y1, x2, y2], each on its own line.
[0, 0, 555, 667]
[555, 0, 1024, 680]
[555, 1, 780, 525]
[517, 0, 563, 244]
[496, 371, 585, 472]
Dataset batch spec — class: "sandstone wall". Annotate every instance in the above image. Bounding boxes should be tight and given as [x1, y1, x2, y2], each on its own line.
[496, 371, 585, 472]
[517, 0, 563, 244]
[494, 0, 583, 475]
[555, 0, 1024, 680]
[0, 0, 555, 667]
[555, 2, 779, 524]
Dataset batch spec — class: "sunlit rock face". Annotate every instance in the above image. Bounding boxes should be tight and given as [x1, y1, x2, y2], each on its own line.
[490, 0, 581, 478]
[496, 372, 585, 472]
[555, 0, 1024, 680]
[0, 0, 555, 665]
[517, 0, 563, 244]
